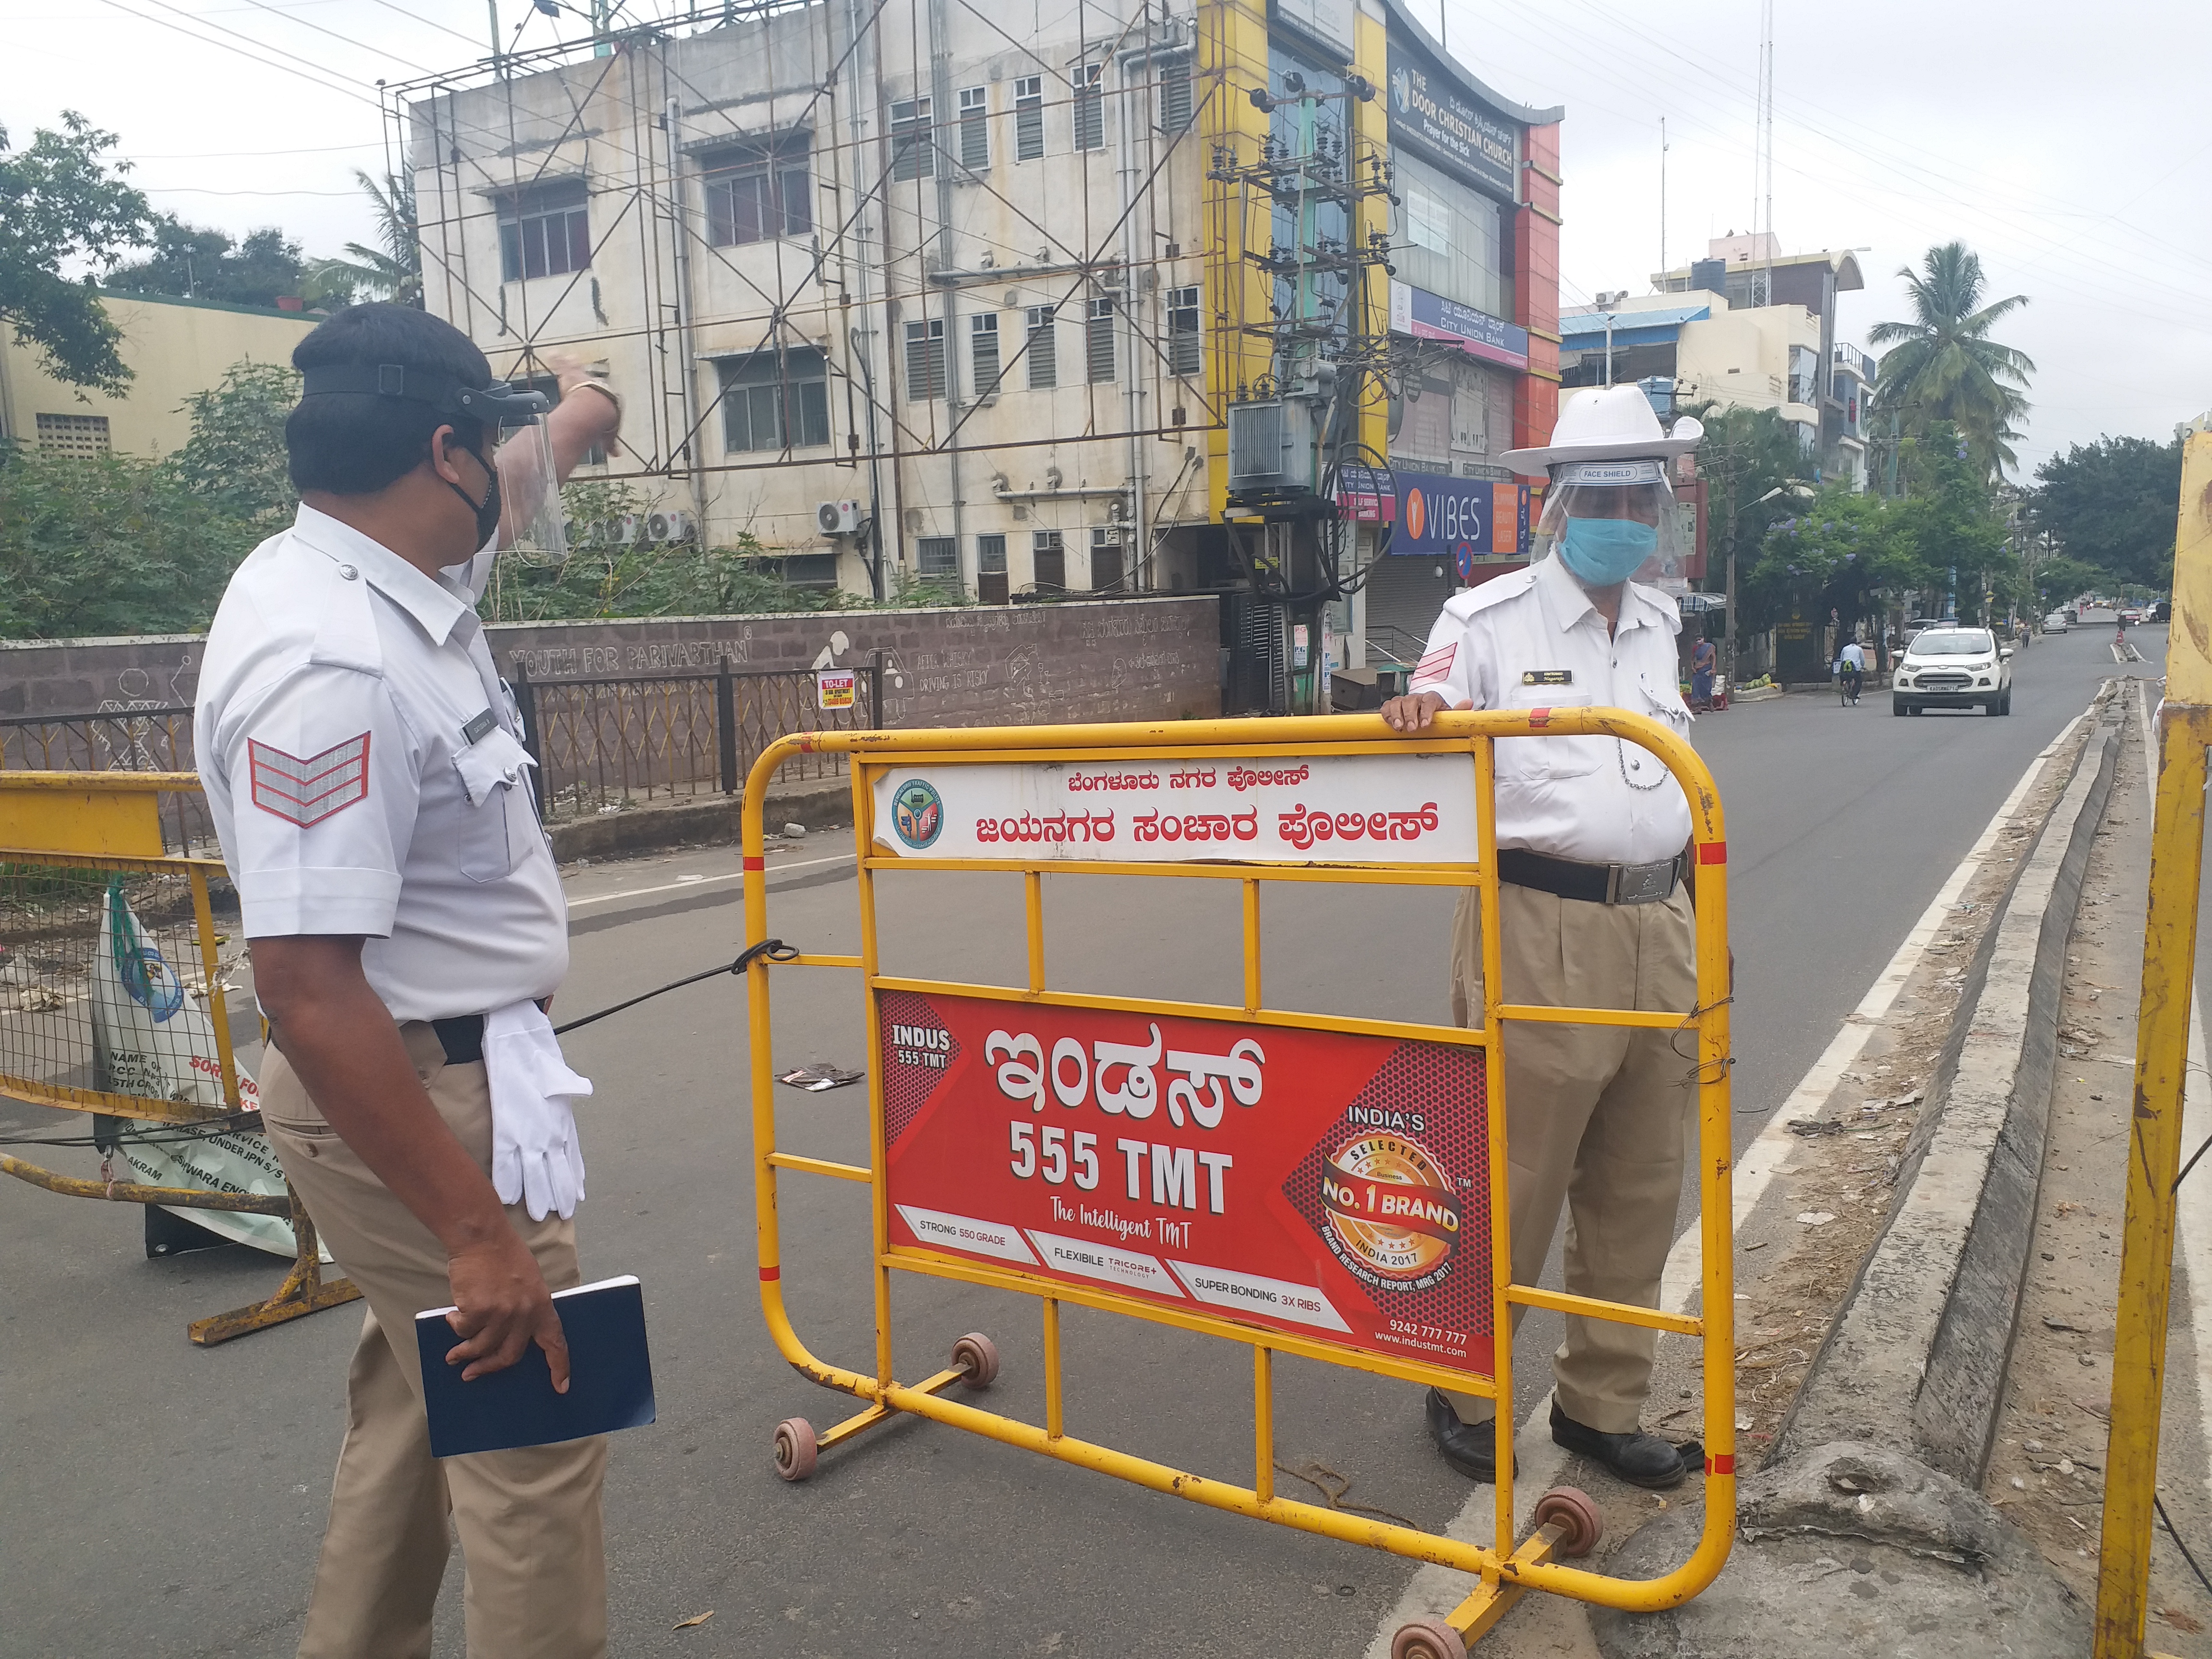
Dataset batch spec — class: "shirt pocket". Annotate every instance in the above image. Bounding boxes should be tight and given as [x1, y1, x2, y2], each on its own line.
[1497, 689, 1604, 781]
[454, 728, 533, 883]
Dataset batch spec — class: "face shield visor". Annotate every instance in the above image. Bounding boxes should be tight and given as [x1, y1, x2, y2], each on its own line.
[1532, 460, 1686, 589]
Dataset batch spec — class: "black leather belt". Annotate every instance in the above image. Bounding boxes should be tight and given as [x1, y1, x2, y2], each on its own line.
[1498, 847, 1687, 906]
[431, 1014, 485, 1064]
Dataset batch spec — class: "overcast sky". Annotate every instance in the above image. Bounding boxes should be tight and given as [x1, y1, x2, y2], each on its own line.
[6, 0, 2205, 475]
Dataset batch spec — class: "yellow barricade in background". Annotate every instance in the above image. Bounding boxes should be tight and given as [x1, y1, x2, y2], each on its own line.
[740, 711, 1735, 1655]
[0, 771, 358, 1345]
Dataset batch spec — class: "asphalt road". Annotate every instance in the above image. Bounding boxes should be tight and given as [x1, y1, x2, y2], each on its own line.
[0, 620, 2165, 1659]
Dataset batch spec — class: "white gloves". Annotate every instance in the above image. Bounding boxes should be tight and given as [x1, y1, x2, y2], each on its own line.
[484, 999, 590, 1221]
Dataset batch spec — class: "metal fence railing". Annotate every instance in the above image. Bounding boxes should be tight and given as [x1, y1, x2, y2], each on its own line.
[512, 655, 882, 821]
[0, 660, 883, 834]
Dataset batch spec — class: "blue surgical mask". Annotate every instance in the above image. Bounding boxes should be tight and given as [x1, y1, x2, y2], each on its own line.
[1559, 516, 1658, 586]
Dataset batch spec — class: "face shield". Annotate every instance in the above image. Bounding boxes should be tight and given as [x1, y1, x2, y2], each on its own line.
[1532, 460, 1687, 588]
[487, 409, 567, 567]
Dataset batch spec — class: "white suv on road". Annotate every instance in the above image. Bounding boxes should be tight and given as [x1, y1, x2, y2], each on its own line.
[1893, 627, 2014, 717]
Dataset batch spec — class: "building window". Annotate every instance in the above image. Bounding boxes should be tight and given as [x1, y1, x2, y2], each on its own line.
[1013, 76, 1045, 161]
[905, 317, 946, 400]
[970, 313, 1001, 396]
[782, 553, 840, 586]
[1168, 285, 1202, 376]
[1158, 57, 1193, 134]
[977, 532, 1009, 604]
[1405, 185, 1451, 254]
[498, 180, 590, 282]
[1026, 305, 1057, 388]
[916, 535, 957, 577]
[702, 141, 811, 246]
[1033, 529, 1066, 591]
[1387, 149, 1511, 321]
[1087, 296, 1116, 383]
[890, 98, 932, 182]
[957, 86, 988, 171]
[1072, 63, 1105, 152]
[718, 347, 831, 453]
[34, 413, 110, 457]
[1091, 526, 1123, 592]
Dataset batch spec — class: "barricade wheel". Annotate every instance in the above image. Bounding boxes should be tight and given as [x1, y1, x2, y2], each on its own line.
[1533, 1485, 1602, 1557]
[1389, 1616, 1467, 1659]
[773, 1417, 817, 1482]
[951, 1332, 1000, 1388]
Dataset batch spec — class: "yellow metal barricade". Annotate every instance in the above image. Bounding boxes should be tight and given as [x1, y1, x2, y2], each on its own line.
[0, 771, 360, 1345]
[741, 709, 1735, 1652]
[2094, 417, 2212, 1658]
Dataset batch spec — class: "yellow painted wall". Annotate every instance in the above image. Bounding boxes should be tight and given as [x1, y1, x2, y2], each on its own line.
[0, 292, 317, 460]
[1199, 0, 1277, 523]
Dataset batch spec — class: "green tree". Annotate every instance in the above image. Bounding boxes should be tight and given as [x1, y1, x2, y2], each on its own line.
[1891, 423, 2014, 622]
[1868, 243, 2034, 481]
[174, 358, 300, 527]
[110, 216, 305, 310]
[1748, 487, 1926, 653]
[301, 170, 423, 310]
[2030, 434, 2182, 589]
[0, 113, 151, 394]
[0, 448, 243, 637]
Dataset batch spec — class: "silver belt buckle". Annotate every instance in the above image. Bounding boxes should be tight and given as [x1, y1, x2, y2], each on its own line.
[1607, 858, 1674, 905]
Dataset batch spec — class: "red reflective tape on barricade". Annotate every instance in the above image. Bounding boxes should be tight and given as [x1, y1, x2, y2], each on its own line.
[1527, 707, 1552, 728]
[1698, 842, 1727, 865]
[743, 856, 766, 871]
[1707, 1453, 1735, 1475]
[759, 1265, 781, 1282]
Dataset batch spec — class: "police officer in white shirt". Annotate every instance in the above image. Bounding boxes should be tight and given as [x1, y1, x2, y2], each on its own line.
[1381, 385, 1706, 1491]
[193, 304, 621, 1659]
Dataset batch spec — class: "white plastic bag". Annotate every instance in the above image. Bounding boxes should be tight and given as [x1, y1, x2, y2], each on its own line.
[91, 878, 317, 1260]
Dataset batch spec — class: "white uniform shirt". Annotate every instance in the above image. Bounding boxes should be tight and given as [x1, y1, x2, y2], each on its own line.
[1840, 642, 1867, 671]
[195, 505, 567, 1024]
[1407, 553, 1695, 866]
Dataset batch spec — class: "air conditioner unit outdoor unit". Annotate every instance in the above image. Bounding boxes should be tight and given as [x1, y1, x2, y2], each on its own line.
[817, 499, 863, 536]
[613, 514, 642, 545]
[646, 510, 697, 544]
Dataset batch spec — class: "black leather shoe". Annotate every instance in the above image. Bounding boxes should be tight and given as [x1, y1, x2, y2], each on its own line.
[1549, 1400, 1693, 1490]
[1425, 1387, 1516, 1483]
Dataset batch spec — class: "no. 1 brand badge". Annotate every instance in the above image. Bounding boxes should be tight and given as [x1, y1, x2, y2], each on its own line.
[1319, 1129, 1462, 1293]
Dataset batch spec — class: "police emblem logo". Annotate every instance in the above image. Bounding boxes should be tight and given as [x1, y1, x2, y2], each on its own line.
[1318, 1130, 1461, 1293]
[890, 778, 945, 850]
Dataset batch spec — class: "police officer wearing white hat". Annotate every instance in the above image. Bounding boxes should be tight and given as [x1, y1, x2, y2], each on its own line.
[193, 304, 622, 1657]
[1380, 384, 1707, 1490]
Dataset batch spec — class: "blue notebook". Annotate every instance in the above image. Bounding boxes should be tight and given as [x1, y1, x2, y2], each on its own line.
[414, 1274, 657, 1457]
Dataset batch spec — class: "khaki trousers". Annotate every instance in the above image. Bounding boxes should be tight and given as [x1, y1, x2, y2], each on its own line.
[1441, 881, 1696, 1435]
[260, 1023, 609, 1659]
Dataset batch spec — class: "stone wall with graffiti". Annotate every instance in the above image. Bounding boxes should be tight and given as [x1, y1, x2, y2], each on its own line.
[0, 596, 1223, 730]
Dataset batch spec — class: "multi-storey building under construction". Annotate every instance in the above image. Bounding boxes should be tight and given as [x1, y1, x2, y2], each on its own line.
[394, 0, 1559, 693]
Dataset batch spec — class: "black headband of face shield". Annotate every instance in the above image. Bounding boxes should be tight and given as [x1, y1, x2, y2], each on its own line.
[298, 362, 552, 424]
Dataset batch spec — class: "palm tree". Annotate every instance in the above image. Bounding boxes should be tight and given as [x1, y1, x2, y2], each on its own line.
[1868, 242, 2033, 481]
[301, 170, 422, 309]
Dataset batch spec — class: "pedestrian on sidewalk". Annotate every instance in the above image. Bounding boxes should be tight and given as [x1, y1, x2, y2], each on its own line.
[192, 304, 624, 1659]
[1378, 385, 1706, 1491]
[1689, 634, 1717, 712]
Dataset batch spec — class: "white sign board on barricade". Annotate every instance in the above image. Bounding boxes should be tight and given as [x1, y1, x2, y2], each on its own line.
[869, 753, 1479, 865]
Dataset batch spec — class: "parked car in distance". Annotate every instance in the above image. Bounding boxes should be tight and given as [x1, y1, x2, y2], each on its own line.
[1894, 627, 2014, 717]
[2043, 610, 2071, 634]
[2121, 607, 2146, 625]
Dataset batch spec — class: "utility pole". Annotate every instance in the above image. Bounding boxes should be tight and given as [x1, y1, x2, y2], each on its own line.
[1659, 117, 1668, 281]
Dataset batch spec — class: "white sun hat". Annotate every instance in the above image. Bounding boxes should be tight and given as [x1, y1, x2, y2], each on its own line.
[1498, 384, 1704, 479]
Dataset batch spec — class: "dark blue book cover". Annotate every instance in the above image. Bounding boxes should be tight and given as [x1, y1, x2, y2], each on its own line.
[414, 1275, 656, 1457]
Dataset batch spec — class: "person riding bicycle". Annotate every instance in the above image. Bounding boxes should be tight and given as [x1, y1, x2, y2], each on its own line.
[1837, 638, 1866, 705]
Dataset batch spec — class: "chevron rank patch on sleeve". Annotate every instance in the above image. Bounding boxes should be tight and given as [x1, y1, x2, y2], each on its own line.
[249, 733, 372, 826]
[1411, 642, 1456, 686]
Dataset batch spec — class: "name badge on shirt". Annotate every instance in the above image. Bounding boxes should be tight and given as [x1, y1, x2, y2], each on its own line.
[1521, 670, 1574, 686]
[461, 708, 499, 746]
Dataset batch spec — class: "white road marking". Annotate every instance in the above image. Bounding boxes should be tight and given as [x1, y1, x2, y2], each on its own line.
[1364, 695, 2101, 1655]
[564, 852, 855, 910]
[2132, 682, 2212, 1506]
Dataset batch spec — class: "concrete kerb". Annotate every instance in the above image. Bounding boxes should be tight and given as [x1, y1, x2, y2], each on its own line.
[1774, 683, 2122, 1479]
[546, 778, 851, 863]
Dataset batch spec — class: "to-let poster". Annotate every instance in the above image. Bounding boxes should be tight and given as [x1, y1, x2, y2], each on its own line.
[881, 989, 1494, 1379]
[817, 669, 857, 710]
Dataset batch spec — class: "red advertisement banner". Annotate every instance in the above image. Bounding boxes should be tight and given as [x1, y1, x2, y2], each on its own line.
[880, 990, 1494, 1379]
